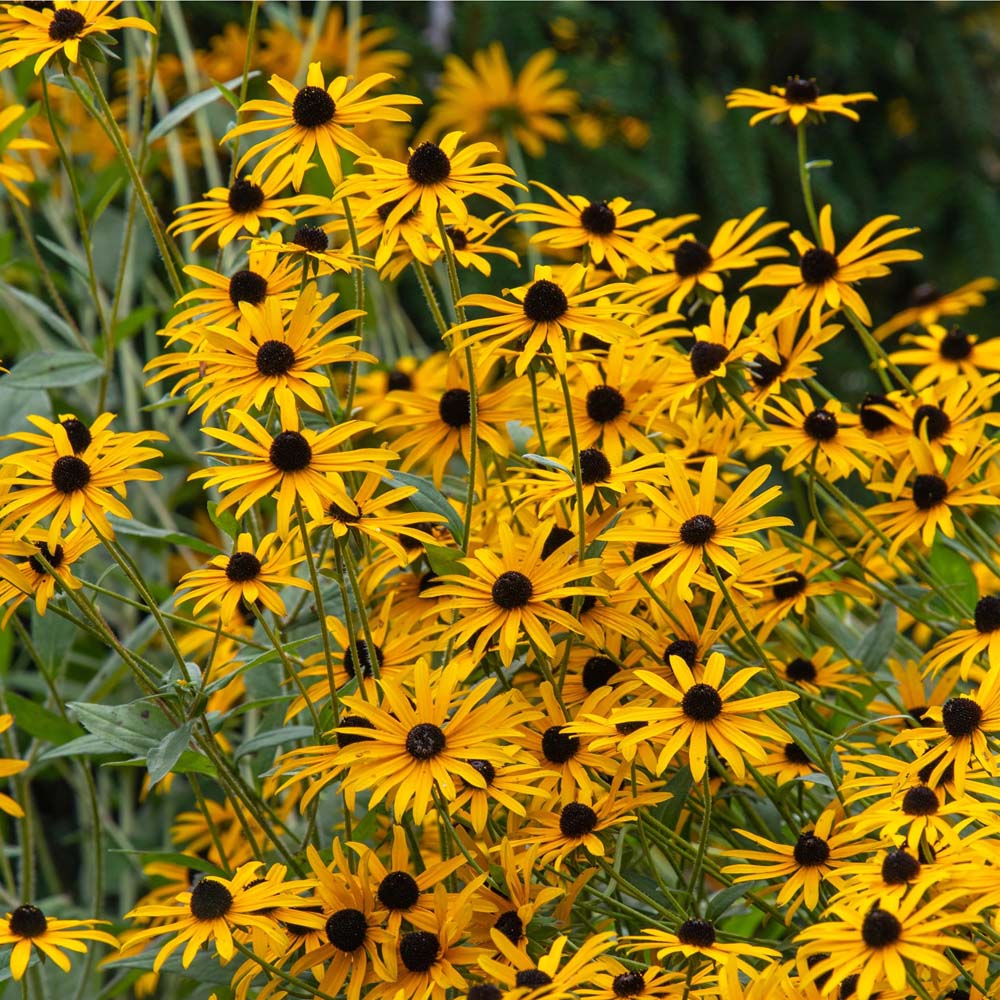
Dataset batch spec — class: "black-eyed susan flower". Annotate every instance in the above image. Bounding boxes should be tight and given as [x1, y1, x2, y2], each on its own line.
[513, 768, 667, 870]
[873, 277, 997, 342]
[754, 388, 883, 482]
[744, 204, 921, 327]
[605, 456, 790, 602]
[224, 63, 420, 188]
[167, 165, 325, 251]
[0, 523, 99, 622]
[578, 960, 697, 1000]
[648, 295, 781, 420]
[452, 263, 642, 376]
[607, 652, 797, 780]
[190, 397, 394, 532]
[124, 861, 318, 972]
[426, 522, 602, 665]
[864, 441, 1000, 560]
[540, 341, 670, 464]
[0, 903, 117, 980]
[350, 825, 467, 936]
[289, 842, 392, 1000]
[371, 880, 487, 1000]
[479, 930, 615, 1000]
[923, 594, 1000, 680]
[629, 207, 788, 313]
[147, 284, 371, 418]
[428, 211, 520, 277]
[893, 666, 1000, 793]
[419, 42, 576, 158]
[624, 918, 780, 977]
[796, 891, 975, 1000]
[889, 324, 1000, 390]
[380, 361, 524, 486]
[726, 76, 876, 126]
[0, 416, 165, 545]
[0, 714, 26, 818]
[721, 808, 873, 921]
[337, 131, 521, 231]
[298, 658, 538, 823]
[164, 236, 302, 337]
[251, 225, 366, 277]
[316, 470, 447, 562]
[516, 182, 656, 277]
[173, 531, 307, 622]
[0, 1, 154, 73]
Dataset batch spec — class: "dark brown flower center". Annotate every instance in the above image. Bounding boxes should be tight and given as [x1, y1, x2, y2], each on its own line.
[493, 911, 523, 943]
[881, 848, 921, 885]
[860, 908, 902, 948]
[580, 201, 617, 235]
[664, 639, 699, 669]
[786, 657, 817, 683]
[772, 570, 808, 601]
[378, 871, 420, 911]
[542, 725, 580, 764]
[800, 247, 839, 285]
[941, 697, 982, 737]
[399, 930, 440, 972]
[9, 904, 47, 938]
[325, 908, 367, 951]
[784, 76, 819, 103]
[523, 279, 569, 323]
[902, 785, 939, 815]
[342, 640, 383, 679]
[269, 430, 312, 471]
[579, 447, 612, 484]
[189, 878, 233, 920]
[407, 142, 451, 185]
[48, 7, 86, 41]
[541, 525, 574, 560]
[912, 404, 950, 441]
[673, 239, 713, 278]
[582, 655, 619, 691]
[445, 226, 468, 250]
[227, 178, 266, 214]
[292, 225, 329, 252]
[559, 801, 598, 837]
[51, 455, 91, 493]
[792, 833, 830, 867]
[226, 551, 261, 582]
[803, 408, 839, 441]
[516, 970, 553, 989]
[749, 354, 784, 389]
[256, 340, 296, 376]
[292, 85, 336, 128]
[61, 417, 91, 454]
[438, 387, 471, 428]
[612, 972, 646, 997]
[676, 918, 716, 947]
[975, 595, 1000, 633]
[912, 473, 948, 511]
[679, 514, 716, 546]
[939, 326, 973, 361]
[229, 269, 268, 306]
[491, 570, 533, 609]
[586, 385, 625, 423]
[28, 542, 64, 575]
[404, 722, 446, 760]
[689, 341, 729, 378]
[682, 683, 723, 722]
[859, 393, 894, 433]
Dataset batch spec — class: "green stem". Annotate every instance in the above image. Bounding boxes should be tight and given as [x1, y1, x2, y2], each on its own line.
[796, 123, 821, 244]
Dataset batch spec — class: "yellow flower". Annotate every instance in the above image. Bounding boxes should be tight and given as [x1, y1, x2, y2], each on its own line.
[726, 75, 876, 126]
[743, 203, 922, 327]
[420, 42, 577, 158]
[0, 903, 117, 980]
[0, 1, 155, 74]
[224, 62, 421, 189]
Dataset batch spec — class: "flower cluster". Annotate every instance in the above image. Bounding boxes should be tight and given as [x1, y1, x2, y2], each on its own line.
[0, 8, 998, 1000]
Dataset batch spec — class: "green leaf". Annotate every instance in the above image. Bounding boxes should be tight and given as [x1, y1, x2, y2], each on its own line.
[126, 851, 227, 877]
[210, 77, 242, 110]
[389, 470, 464, 544]
[423, 542, 465, 577]
[0, 285, 80, 345]
[37, 733, 121, 761]
[67, 699, 174, 756]
[146, 721, 194, 786]
[35, 234, 90, 280]
[659, 767, 694, 828]
[4, 691, 83, 745]
[5, 350, 103, 390]
[234, 724, 314, 759]
[172, 750, 216, 777]
[929, 538, 978, 611]
[208, 500, 240, 541]
[0, 385, 48, 460]
[853, 601, 898, 672]
[106, 515, 220, 556]
[706, 883, 751, 922]
[523, 453, 571, 474]
[148, 70, 261, 142]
